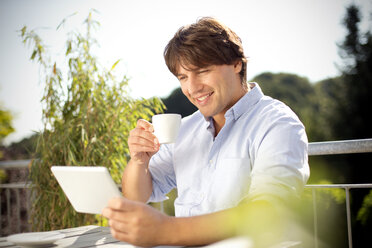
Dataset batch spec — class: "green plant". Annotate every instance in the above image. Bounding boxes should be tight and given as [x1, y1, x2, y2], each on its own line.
[21, 12, 164, 231]
[0, 169, 7, 184]
[357, 190, 372, 225]
[0, 107, 15, 148]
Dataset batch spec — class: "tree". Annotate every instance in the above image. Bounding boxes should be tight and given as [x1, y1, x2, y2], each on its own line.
[0, 108, 15, 144]
[161, 87, 197, 117]
[0, 107, 15, 159]
[21, 12, 164, 231]
[312, 77, 345, 141]
[333, 4, 372, 246]
[0, 133, 38, 160]
[336, 4, 372, 139]
[0, 107, 14, 183]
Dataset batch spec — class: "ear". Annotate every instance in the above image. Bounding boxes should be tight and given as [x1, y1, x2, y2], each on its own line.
[234, 61, 242, 74]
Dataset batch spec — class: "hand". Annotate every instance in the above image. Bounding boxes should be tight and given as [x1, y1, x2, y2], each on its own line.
[102, 197, 171, 247]
[128, 119, 160, 166]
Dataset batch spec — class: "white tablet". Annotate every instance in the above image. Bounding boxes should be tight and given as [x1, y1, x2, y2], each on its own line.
[51, 166, 122, 215]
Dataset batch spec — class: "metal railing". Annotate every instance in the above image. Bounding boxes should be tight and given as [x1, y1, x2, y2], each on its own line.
[0, 182, 32, 235]
[305, 183, 372, 248]
[307, 138, 372, 248]
[1, 139, 372, 245]
[0, 159, 31, 236]
[308, 138, 372, 155]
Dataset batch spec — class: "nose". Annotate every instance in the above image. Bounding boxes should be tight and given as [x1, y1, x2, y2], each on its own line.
[187, 74, 203, 95]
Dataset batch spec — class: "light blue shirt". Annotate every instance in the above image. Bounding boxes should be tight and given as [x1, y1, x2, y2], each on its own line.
[148, 83, 310, 217]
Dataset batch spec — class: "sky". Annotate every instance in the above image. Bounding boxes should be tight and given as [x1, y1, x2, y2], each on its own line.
[0, 0, 371, 145]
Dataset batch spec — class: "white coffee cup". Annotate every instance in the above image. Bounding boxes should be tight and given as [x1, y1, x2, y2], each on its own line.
[152, 114, 181, 144]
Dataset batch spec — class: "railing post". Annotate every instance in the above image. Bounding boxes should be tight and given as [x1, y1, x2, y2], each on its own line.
[6, 188, 11, 234]
[312, 189, 318, 248]
[26, 187, 31, 232]
[0, 189, 2, 232]
[16, 189, 21, 233]
[345, 187, 353, 248]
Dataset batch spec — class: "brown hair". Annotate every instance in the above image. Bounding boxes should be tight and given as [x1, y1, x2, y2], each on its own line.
[164, 17, 248, 84]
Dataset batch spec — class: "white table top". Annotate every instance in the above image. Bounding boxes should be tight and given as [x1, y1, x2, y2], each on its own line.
[0, 225, 300, 248]
[0, 225, 154, 248]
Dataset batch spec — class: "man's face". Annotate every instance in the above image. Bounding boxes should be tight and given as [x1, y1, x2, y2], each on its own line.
[176, 62, 245, 120]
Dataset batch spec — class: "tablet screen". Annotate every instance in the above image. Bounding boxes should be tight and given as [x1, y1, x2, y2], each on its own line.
[52, 166, 122, 214]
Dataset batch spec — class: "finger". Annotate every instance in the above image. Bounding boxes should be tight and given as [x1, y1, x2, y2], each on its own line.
[109, 219, 129, 233]
[102, 207, 129, 223]
[106, 197, 126, 210]
[128, 132, 158, 149]
[129, 144, 158, 154]
[136, 119, 154, 132]
[129, 127, 158, 143]
[110, 225, 131, 242]
[107, 197, 138, 212]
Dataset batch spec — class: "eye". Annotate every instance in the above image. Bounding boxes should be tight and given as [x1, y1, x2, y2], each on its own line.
[177, 75, 186, 81]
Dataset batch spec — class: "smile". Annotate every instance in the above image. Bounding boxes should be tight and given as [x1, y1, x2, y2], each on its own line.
[195, 92, 213, 104]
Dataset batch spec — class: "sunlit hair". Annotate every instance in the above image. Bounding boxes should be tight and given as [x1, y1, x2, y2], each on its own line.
[164, 17, 248, 85]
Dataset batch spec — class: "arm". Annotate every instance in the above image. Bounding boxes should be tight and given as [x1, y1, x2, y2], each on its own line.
[121, 160, 152, 203]
[102, 197, 282, 247]
[122, 119, 160, 203]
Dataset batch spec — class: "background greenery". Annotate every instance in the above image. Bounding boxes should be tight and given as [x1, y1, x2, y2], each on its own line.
[18, 12, 164, 231]
[0, 3, 371, 247]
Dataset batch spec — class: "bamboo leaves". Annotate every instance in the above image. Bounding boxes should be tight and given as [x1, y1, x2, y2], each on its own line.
[22, 12, 164, 231]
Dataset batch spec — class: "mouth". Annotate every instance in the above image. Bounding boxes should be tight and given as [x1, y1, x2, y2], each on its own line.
[194, 92, 213, 105]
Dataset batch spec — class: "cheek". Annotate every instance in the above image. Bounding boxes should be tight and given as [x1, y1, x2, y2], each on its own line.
[180, 86, 190, 99]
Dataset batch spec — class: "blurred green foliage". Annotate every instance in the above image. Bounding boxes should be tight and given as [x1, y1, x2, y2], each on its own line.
[0, 169, 7, 183]
[0, 108, 15, 145]
[20, 12, 164, 231]
[357, 190, 372, 225]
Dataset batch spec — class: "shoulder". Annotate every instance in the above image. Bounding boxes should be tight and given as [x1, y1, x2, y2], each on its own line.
[253, 95, 303, 127]
[239, 94, 307, 150]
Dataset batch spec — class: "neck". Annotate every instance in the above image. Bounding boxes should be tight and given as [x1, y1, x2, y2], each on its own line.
[212, 87, 248, 137]
[213, 115, 225, 137]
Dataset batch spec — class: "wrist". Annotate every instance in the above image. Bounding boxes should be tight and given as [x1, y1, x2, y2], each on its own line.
[158, 215, 179, 245]
[129, 158, 149, 169]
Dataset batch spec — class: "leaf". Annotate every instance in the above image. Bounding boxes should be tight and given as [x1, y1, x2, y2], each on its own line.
[110, 59, 121, 71]
[30, 50, 37, 60]
[20, 26, 27, 37]
[56, 12, 78, 30]
[66, 41, 72, 55]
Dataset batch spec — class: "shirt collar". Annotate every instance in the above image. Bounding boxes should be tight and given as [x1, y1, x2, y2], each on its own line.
[201, 82, 264, 128]
[225, 82, 264, 120]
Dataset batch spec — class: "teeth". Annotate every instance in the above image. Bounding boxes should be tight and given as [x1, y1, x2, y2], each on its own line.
[197, 93, 211, 101]
[197, 95, 209, 101]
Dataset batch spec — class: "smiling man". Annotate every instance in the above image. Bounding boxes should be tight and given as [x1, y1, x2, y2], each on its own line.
[102, 17, 310, 247]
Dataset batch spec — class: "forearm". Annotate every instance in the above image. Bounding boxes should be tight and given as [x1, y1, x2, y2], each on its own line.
[158, 200, 282, 247]
[160, 209, 235, 246]
[122, 159, 153, 203]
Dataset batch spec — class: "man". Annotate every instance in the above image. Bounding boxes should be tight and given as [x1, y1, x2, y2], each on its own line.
[102, 17, 309, 247]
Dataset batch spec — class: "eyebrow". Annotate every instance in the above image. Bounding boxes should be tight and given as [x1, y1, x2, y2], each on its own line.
[176, 73, 186, 78]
